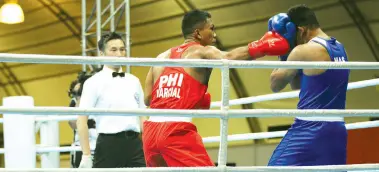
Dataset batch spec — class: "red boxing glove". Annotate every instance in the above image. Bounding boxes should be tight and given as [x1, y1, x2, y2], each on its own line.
[248, 31, 290, 60]
[198, 92, 211, 109]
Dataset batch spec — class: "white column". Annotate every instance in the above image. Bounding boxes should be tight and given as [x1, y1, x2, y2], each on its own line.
[40, 119, 60, 168]
[3, 96, 36, 168]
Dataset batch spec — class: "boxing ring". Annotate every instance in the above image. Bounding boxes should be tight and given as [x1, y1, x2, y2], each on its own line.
[1, 54, 379, 172]
[0, 0, 379, 171]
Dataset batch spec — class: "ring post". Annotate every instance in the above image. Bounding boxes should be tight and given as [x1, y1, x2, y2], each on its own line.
[40, 118, 60, 168]
[3, 96, 36, 168]
[217, 62, 230, 167]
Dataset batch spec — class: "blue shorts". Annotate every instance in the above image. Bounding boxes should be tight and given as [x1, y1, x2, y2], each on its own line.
[268, 118, 347, 166]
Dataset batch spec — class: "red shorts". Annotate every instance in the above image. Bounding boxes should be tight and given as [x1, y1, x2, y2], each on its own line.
[142, 121, 214, 167]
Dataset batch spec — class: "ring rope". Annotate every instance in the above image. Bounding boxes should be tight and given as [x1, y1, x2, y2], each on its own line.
[212, 78, 379, 107]
[2, 54, 379, 170]
[1, 107, 379, 118]
[1, 53, 379, 69]
[0, 164, 378, 171]
[0, 120, 372, 154]
[14, 120, 375, 154]
[203, 120, 379, 143]
[0, 78, 376, 123]
[0, 77, 373, 123]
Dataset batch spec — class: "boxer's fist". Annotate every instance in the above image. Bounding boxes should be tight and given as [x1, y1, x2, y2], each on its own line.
[269, 13, 296, 42]
[248, 31, 290, 59]
[79, 155, 93, 168]
[269, 13, 296, 61]
[198, 92, 211, 109]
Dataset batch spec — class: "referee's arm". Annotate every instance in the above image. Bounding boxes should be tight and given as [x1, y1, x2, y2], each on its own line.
[77, 80, 97, 156]
[137, 79, 147, 132]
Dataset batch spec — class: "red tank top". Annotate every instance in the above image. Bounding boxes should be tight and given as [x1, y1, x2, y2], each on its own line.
[150, 42, 208, 109]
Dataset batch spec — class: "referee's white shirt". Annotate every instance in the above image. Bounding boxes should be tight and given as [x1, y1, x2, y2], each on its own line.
[79, 66, 146, 134]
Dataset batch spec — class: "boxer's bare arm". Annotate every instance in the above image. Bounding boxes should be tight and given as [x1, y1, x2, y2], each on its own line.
[270, 45, 309, 92]
[199, 32, 290, 60]
[290, 73, 302, 90]
[144, 68, 153, 106]
[144, 50, 170, 106]
[199, 46, 251, 60]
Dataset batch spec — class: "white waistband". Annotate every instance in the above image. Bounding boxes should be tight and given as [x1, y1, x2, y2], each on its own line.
[296, 117, 344, 122]
[148, 116, 192, 123]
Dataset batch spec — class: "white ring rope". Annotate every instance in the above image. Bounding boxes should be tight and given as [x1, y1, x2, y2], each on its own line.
[203, 120, 379, 143]
[34, 115, 83, 122]
[212, 78, 379, 107]
[7, 120, 374, 154]
[0, 164, 378, 171]
[1, 107, 379, 118]
[2, 54, 379, 170]
[0, 107, 222, 117]
[4, 77, 375, 123]
[1, 53, 379, 69]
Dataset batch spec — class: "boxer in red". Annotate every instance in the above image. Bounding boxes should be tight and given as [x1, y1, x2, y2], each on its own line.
[142, 9, 290, 167]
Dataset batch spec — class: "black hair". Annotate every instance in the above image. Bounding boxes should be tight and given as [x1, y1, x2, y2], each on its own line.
[68, 80, 79, 97]
[97, 32, 125, 51]
[68, 71, 95, 98]
[181, 9, 211, 38]
[287, 4, 320, 29]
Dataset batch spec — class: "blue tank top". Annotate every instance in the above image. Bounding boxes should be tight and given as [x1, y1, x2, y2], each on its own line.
[297, 37, 350, 110]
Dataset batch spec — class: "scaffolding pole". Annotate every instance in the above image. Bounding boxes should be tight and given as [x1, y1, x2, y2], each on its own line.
[125, 0, 131, 73]
[82, 0, 131, 73]
[101, 2, 126, 29]
[96, 0, 102, 70]
[110, 0, 115, 32]
[81, 0, 86, 71]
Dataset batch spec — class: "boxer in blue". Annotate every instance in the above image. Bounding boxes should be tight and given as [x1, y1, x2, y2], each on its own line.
[267, 4, 350, 166]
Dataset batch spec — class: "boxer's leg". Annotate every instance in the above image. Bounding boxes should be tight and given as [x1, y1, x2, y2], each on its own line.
[311, 121, 347, 165]
[268, 119, 347, 166]
[161, 123, 214, 167]
[142, 121, 166, 167]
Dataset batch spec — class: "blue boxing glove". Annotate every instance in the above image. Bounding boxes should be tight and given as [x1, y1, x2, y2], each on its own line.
[268, 13, 296, 44]
[268, 13, 296, 61]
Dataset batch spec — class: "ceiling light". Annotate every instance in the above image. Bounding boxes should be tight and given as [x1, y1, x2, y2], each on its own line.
[0, 0, 24, 24]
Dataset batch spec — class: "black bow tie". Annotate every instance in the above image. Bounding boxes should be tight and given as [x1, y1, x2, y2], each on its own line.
[112, 72, 125, 77]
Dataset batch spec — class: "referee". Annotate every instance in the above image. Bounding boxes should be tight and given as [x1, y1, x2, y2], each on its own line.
[77, 32, 147, 168]
[67, 72, 97, 168]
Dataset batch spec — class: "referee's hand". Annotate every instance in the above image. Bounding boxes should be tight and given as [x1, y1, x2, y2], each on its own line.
[79, 155, 93, 168]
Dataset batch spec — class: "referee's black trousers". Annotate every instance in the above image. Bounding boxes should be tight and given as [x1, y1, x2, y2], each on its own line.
[93, 130, 146, 168]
